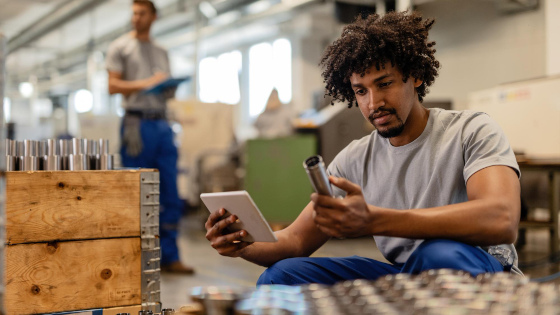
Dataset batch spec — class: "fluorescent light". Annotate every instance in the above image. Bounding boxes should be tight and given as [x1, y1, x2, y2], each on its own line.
[199, 1, 217, 18]
[246, 0, 272, 15]
[19, 82, 34, 98]
[3, 97, 11, 122]
[73, 89, 94, 113]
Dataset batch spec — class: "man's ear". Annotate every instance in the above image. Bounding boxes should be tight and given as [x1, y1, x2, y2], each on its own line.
[414, 78, 423, 88]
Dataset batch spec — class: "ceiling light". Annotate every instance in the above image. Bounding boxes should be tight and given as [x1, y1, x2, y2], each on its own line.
[199, 1, 217, 18]
[3, 97, 11, 122]
[73, 89, 94, 113]
[19, 82, 34, 98]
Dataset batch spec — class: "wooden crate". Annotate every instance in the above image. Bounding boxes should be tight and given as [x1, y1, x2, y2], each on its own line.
[3, 170, 161, 315]
[44, 304, 143, 315]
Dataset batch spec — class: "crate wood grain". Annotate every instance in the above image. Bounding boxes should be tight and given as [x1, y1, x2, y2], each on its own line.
[4, 170, 153, 244]
[5, 237, 142, 314]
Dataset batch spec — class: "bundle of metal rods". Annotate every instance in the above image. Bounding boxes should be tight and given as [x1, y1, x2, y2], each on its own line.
[5, 138, 113, 171]
[190, 270, 560, 315]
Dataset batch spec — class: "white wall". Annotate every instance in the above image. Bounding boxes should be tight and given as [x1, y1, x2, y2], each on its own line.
[420, 0, 546, 110]
[291, 5, 343, 114]
[545, 0, 560, 76]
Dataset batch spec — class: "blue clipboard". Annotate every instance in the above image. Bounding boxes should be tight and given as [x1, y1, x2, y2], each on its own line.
[143, 76, 191, 95]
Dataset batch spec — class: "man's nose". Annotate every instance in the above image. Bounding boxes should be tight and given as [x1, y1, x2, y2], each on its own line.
[368, 92, 385, 111]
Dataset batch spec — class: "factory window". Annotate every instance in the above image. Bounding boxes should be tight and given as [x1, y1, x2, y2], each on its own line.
[248, 38, 292, 118]
[199, 50, 242, 104]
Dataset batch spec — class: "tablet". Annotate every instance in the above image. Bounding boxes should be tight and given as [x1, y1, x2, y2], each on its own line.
[143, 76, 191, 94]
[200, 191, 278, 243]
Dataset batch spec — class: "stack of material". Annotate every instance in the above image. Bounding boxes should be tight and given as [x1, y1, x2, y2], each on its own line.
[5, 138, 114, 171]
[187, 270, 560, 314]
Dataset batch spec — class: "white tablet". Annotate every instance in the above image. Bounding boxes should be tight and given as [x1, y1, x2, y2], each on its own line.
[200, 191, 278, 242]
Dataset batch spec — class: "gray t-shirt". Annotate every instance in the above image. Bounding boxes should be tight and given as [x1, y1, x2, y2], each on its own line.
[106, 34, 170, 111]
[327, 108, 520, 264]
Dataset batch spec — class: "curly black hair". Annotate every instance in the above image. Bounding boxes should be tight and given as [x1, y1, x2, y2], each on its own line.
[320, 11, 440, 107]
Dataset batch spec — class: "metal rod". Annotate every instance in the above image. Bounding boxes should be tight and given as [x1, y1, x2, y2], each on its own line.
[23, 140, 37, 171]
[99, 139, 112, 170]
[45, 139, 60, 171]
[59, 139, 69, 170]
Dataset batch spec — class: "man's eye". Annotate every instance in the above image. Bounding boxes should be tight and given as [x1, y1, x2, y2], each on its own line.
[355, 89, 365, 95]
[379, 81, 392, 88]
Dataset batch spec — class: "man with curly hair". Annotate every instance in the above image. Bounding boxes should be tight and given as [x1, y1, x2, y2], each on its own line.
[205, 11, 521, 285]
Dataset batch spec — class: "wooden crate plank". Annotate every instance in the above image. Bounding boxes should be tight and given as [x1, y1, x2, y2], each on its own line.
[5, 170, 145, 244]
[5, 238, 142, 314]
[101, 304, 142, 315]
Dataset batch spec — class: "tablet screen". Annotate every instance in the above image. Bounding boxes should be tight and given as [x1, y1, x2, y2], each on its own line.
[200, 191, 278, 242]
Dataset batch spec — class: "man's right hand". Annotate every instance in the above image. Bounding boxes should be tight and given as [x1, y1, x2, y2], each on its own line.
[205, 208, 253, 257]
[145, 72, 168, 88]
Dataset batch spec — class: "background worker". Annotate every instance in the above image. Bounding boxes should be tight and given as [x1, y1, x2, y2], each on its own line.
[106, 0, 194, 274]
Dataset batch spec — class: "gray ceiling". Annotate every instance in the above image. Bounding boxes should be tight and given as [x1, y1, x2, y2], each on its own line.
[1, 0, 316, 86]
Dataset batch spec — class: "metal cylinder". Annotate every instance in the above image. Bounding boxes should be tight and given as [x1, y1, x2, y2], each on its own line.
[23, 140, 37, 171]
[16, 141, 24, 156]
[69, 154, 88, 171]
[59, 139, 69, 170]
[45, 155, 61, 171]
[100, 154, 113, 170]
[47, 139, 56, 156]
[24, 140, 36, 157]
[43, 139, 60, 171]
[99, 138, 109, 155]
[5, 139, 15, 171]
[16, 157, 23, 171]
[5, 139, 12, 155]
[38, 140, 47, 156]
[38, 140, 47, 170]
[59, 139, 69, 156]
[87, 139, 99, 170]
[303, 155, 333, 196]
[16, 141, 24, 171]
[72, 138, 83, 155]
[10, 139, 17, 157]
[6, 156, 16, 171]
[23, 156, 37, 171]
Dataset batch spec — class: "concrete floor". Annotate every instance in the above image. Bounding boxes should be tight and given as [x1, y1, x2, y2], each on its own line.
[160, 212, 560, 310]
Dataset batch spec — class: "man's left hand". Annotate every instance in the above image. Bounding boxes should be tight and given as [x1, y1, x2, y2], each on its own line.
[311, 176, 373, 238]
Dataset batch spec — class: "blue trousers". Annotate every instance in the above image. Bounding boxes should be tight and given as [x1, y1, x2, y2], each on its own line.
[121, 119, 182, 266]
[257, 239, 504, 285]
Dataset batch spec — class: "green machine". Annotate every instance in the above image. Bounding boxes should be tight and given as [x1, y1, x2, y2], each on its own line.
[244, 135, 316, 224]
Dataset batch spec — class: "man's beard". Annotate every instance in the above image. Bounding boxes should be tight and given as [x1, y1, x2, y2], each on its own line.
[369, 109, 405, 138]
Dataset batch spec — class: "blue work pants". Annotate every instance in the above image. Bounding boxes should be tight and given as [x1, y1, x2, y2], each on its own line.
[121, 119, 182, 266]
[257, 239, 504, 285]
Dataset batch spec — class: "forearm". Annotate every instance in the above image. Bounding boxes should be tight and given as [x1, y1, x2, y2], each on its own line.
[238, 232, 302, 267]
[371, 198, 519, 246]
[108, 77, 149, 95]
[240, 204, 330, 267]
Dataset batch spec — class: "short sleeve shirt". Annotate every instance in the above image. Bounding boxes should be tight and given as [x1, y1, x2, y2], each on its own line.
[327, 108, 520, 264]
[106, 34, 170, 111]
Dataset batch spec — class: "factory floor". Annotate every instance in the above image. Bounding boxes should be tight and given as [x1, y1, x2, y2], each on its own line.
[160, 211, 560, 310]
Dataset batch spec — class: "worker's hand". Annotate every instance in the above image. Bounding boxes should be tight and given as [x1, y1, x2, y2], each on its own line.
[311, 176, 373, 238]
[205, 208, 253, 257]
[145, 72, 168, 88]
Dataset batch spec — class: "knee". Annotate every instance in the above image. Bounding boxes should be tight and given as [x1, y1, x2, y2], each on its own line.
[407, 240, 471, 271]
[256, 258, 302, 286]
